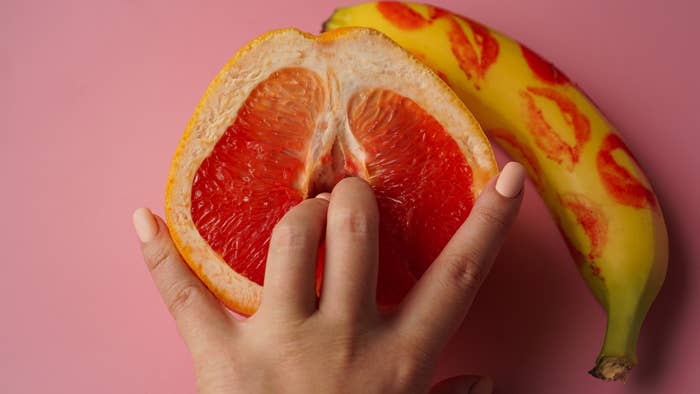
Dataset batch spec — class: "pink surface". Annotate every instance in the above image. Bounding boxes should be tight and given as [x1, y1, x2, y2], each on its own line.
[2, 0, 698, 392]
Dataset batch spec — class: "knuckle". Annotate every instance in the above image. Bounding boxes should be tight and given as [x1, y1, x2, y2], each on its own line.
[327, 329, 368, 368]
[313, 317, 371, 366]
[391, 348, 431, 391]
[271, 222, 310, 250]
[442, 251, 487, 292]
[144, 242, 171, 273]
[331, 208, 377, 236]
[330, 338, 358, 368]
[166, 282, 201, 317]
[473, 205, 509, 230]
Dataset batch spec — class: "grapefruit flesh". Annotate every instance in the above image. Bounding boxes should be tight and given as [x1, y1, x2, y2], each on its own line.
[191, 68, 322, 286]
[347, 88, 475, 304]
[191, 66, 475, 305]
[166, 28, 497, 314]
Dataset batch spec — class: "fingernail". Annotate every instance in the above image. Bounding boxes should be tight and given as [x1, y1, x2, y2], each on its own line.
[470, 376, 494, 394]
[495, 162, 526, 198]
[132, 208, 157, 243]
[315, 192, 331, 201]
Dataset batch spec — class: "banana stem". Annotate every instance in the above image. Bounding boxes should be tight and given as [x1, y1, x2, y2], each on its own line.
[589, 357, 634, 381]
[588, 300, 643, 381]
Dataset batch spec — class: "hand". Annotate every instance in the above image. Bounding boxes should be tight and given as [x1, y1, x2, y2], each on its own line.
[132, 162, 526, 394]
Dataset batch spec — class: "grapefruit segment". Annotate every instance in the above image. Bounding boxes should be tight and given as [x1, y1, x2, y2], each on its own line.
[191, 67, 325, 285]
[348, 88, 475, 303]
[166, 28, 497, 314]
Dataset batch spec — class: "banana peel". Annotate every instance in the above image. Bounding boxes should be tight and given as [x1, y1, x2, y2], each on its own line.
[323, 1, 668, 381]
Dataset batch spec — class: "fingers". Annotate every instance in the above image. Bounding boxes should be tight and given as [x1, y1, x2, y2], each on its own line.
[397, 162, 525, 354]
[319, 177, 380, 320]
[133, 208, 232, 345]
[261, 196, 329, 319]
[430, 375, 494, 394]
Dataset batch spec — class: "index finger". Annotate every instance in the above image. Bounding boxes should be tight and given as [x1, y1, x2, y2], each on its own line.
[395, 162, 525, 355]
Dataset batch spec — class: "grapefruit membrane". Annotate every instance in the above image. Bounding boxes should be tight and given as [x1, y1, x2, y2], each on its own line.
[166, 28, 497, 315]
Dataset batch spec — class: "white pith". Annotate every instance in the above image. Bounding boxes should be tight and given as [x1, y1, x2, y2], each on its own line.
[166, 28, 496, 313]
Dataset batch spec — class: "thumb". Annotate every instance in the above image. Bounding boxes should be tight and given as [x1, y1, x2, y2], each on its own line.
[429, 375, 494, 394]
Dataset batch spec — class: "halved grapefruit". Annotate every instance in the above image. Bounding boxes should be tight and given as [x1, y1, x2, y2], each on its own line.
[165, 27, 497, 315]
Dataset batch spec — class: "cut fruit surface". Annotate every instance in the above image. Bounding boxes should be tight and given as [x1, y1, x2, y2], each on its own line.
[166, 27, 497, 315]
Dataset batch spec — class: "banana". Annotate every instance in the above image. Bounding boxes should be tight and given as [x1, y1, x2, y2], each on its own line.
[323, 2, 668, 381]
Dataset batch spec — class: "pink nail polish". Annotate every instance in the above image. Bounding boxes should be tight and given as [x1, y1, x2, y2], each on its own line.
[495, 162, 526, 198]
[132, 208, 157, 243]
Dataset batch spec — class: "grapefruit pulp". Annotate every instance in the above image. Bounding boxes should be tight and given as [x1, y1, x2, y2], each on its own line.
[166, 28, 497, 315]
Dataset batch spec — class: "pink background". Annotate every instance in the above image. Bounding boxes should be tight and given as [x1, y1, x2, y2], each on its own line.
[2, 0, 698, 392]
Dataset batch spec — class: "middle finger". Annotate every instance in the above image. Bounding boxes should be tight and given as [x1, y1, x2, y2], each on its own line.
[319, 177, 380, 320]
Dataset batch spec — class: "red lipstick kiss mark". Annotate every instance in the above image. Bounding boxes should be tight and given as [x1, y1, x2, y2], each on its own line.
[560, 193, 608, 261]
[447, 17, 499, 90]
[377, 3, 498, 89]
[377, 2, 432, 29]
[522, 87, 591, 170]
[430, 6, 450, 20]
[597, 133, 656, 209]
[521, 44, 570, 85]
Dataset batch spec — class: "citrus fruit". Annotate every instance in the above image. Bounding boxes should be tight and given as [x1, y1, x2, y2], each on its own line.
[165, 27, 497, 315]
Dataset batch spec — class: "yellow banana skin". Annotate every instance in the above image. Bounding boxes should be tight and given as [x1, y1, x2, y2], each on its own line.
[323, 2, 668, 381]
